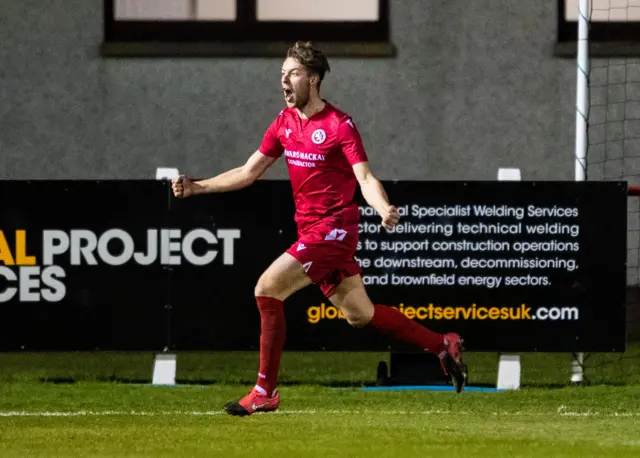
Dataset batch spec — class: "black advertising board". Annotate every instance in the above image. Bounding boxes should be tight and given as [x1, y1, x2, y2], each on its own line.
[0, 180, 627, 352]
[167, 180, 298, 351]
[352, 181, 627, 352]
[0, 181, 170, 351]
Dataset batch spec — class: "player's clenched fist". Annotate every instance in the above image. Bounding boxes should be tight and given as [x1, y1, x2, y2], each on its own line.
[381, 205, 400, 230]
[172, 174, 194, 198]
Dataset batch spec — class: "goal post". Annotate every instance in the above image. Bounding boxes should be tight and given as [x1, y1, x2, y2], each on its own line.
[572, 0, 589, 384]
[569, 0, 640, 382]
[576, 0, 589, 184]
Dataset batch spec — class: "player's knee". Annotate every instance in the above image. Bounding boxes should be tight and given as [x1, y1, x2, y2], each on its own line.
[343, 308, 374, 328]
[254, 279, 276, 298]
[254, 273, 281, 298]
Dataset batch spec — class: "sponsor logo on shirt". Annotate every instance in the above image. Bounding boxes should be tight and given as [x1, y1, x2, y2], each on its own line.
[284, 149, 327, 168]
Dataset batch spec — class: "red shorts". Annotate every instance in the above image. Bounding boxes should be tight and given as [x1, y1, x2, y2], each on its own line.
[286, 222, 362, 298]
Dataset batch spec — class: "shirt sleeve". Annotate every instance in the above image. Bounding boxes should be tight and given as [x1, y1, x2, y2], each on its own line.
[337, 117, 368, 165]
[258, 114, 285, 158]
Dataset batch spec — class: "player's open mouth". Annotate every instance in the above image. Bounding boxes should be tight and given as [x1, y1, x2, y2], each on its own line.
[283, 88, 294, 102]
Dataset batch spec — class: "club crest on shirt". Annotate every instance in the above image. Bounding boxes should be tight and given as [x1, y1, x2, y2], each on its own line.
[311, 129, 326, 145]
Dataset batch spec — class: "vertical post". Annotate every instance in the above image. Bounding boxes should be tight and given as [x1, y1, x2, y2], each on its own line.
[190, 0, 198, 19]
[572, 0, 590, 384]
[152, 167, 180, 386]
[152, 353, 177, 386]
[496, 168, 522, 391]
[575, 0, 589, 182]
[571, 352, 584, 384]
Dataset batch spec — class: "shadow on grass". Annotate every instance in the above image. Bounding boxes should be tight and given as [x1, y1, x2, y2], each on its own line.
[38, 376, 379, 388]
[519, 381, 629, 389]
[38, 377, 77, 384]
[36, 376, 632, 392]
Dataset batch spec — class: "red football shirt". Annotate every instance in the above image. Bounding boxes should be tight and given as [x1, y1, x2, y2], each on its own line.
[259, 102, 369, 233]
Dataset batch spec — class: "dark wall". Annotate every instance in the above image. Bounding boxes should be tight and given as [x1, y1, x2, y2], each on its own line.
[1, 0, 576, 181]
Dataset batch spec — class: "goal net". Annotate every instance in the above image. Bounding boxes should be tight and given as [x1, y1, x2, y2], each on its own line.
[555, 0, 640, 383]
[569, 1, 640, 287]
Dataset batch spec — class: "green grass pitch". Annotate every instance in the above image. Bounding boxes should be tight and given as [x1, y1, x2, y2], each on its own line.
[0, 346, 639, 457]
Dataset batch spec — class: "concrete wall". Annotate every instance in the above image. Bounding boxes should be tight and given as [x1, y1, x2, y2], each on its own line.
[1, 0, 576, 182]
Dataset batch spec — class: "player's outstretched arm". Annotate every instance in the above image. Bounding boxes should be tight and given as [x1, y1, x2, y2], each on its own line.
[353, 162, 400, 230]
[172, 150, 277, 198]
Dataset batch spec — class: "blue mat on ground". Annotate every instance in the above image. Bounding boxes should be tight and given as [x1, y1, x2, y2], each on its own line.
[361, 385, 503, 392]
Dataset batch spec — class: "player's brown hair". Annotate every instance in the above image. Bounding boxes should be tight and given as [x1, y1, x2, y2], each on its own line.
[286, 41, 331, 90]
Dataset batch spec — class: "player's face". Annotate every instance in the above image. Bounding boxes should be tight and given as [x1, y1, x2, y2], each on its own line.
[281, 57, 312, 109]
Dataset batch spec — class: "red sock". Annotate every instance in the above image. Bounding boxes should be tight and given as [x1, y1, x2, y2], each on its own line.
[255, 296, 285, 396]
[369, 304, 446, 354]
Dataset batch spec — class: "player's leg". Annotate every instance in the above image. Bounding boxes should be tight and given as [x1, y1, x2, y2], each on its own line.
[326, 274, 468, 392]
[224, 251, 312, 416]
[254, 250, 314, 299]
[252, 251, 312, 392]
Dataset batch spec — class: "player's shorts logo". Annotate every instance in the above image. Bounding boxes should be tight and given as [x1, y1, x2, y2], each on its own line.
[311, 129, 326, 145]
